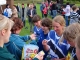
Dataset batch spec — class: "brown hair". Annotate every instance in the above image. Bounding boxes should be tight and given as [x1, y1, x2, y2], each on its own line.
[72, 5, 78, 11]
[11, 17, 23, 34]
[53, 15, 66, 27]
[63, 23, 80, 42]
[41, 18, 52, 30]
[32, 15, 41, 23]
[13, 5, 16, 7]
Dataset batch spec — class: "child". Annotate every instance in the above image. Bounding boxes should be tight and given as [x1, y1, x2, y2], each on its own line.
[5, 17, 36, 60]
[37, 18, 52, 60]
[32, 15, 42, 38]
[63, 23, 80, 60]
[43, 7, 48, 17]
[0, 14, 16, 60]
[70, 5, 80, 24]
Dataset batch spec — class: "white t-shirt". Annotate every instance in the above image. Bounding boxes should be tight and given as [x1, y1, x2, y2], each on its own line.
[4, 8, 12, 17]
[64, 5, 70, 16]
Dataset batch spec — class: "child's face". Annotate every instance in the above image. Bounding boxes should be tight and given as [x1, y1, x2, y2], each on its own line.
[15, 29, 21, 34]
[52, 21, 64, 35]
[67, 40, 75, 47]
[41, 26, 49, 33]
[75, 43, 80, 60]
[34, 21, 41, 27]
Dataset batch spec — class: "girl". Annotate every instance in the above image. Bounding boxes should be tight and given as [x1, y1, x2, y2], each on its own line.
[42, 15, 70, 60]
[0, 14, 15, 60]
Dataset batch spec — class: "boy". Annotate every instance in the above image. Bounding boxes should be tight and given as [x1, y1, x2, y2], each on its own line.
[63, 23, 80, 60]
[32, 15, 42, 38]
[70, 5, 80, 24]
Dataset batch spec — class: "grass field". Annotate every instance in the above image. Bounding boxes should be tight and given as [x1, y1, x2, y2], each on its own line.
[19, 3, 80, 36]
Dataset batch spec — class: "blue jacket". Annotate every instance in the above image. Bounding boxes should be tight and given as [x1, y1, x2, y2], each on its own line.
[5, 34, 31, 60]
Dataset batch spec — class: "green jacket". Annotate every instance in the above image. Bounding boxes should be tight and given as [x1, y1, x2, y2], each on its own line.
[0, 45, 16, 60]
[33, 58, 39, 60]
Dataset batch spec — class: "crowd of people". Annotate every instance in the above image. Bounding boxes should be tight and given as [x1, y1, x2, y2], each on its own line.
[0, 0, 80, 60]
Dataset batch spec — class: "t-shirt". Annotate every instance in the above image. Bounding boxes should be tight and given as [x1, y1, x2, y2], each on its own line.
[33, 26, 42, 38]
[66, 47, 78, 60]
[70, 11, 80, 24]
[22, 8, 24, 17]
[37, 30, 51, 60]
[47, 30, 70, 59]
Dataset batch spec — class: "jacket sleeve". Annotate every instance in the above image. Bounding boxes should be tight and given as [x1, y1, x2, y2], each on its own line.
[33, 58, 39, 60]
[19, 35, 30, 42]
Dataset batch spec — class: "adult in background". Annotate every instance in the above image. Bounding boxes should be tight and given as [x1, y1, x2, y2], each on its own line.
[16, 3, 21, 17]
[3, 4, 12, 18]
[77, 7, 80, 15]
[27, 3, 37, 33]
[12, 5, 18, 18]
[64, 2, 70, 26]
[20, 3, 27, 27]
[51, 1, 57, 18]
[40, 2, 45, 18]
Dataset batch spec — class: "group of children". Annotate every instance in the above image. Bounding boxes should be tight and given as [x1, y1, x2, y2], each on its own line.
[32, 14, 80, 60]
[0, 11, 80, 60]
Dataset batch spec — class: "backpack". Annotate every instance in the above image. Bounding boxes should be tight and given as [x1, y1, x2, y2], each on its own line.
[3, 9, 8, 17]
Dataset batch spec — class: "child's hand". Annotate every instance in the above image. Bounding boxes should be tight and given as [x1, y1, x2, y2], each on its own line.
[42, 39, 48, 46]
[30, 34, 36, 40]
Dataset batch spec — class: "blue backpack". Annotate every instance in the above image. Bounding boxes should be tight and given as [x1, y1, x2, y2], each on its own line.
[3, 9, 8, 17]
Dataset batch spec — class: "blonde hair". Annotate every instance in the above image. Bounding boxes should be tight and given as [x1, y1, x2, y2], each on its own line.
[63, 23, 80, 42]
[75, 34, 80, 49]
[53, 15, 66, 27]
[0, 14, 14, 31]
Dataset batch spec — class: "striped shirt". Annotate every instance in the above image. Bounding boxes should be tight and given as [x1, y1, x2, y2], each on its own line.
[70, 11, 80, 24]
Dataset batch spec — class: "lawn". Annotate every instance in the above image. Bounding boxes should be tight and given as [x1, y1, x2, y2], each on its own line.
[19, 3, 80, 36]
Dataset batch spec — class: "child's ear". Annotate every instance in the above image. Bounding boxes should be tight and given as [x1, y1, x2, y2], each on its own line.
[1, 29, 6, 36]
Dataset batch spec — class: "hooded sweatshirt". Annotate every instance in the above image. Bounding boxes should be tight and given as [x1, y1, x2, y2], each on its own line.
[0, 45, 16, 60]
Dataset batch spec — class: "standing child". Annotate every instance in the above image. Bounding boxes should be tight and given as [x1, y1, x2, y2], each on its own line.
[43, 7, 48, 17]
[70, 5, 80, 24]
